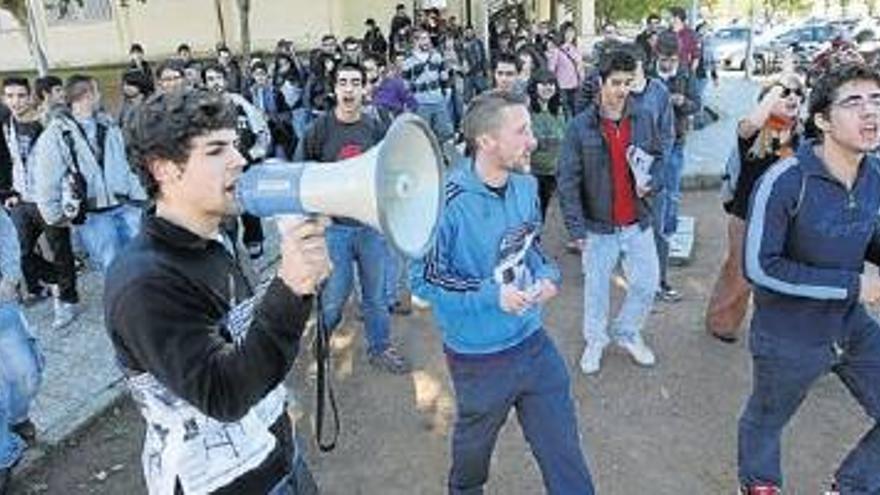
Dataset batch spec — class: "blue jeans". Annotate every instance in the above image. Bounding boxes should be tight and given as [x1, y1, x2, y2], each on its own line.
[739, 307, 880, 492]
[266, 438, 318, 495]
[463, 75, 488, 104]
[663, 143, 685, 236]
[582, 225, 659, 346]
[384, 243, 409, 308]
[446, 330, 594, 494]
[415, 100, 454, 143]
[651, 191, 670, 286]
[0, 303, 43, 468]
[321, 224, 391, 356]
[77, 204, 142, 272]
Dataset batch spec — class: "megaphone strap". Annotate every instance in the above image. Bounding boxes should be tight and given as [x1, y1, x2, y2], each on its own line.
[315, 287, 340, 453]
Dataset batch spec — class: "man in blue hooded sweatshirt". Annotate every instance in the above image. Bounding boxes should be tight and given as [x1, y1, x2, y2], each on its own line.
[411, 90, 594, 494]
[738, 62, 880, 495]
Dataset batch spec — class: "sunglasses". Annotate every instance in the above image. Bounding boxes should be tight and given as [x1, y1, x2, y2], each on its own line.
[780, 86, 804, 99]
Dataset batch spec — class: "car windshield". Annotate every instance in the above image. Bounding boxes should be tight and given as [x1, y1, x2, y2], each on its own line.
[715, 28, 748, 40]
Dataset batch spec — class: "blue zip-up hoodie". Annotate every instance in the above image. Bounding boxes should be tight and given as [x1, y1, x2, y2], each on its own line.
[410, 159, 561, 354]
[744, 140, 880, 345]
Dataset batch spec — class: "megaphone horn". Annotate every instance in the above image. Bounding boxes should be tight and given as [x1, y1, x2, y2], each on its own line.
[236, 113, 444, 258]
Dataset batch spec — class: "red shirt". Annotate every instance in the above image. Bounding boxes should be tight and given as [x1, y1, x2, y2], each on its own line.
[601, 118, 638, 226]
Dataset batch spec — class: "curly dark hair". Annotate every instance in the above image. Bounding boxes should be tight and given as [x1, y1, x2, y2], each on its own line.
[124, 89, 237, 199]
[806, 62, 880, 140]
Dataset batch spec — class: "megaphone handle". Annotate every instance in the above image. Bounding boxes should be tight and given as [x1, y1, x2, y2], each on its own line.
[315, 282, 340, 453]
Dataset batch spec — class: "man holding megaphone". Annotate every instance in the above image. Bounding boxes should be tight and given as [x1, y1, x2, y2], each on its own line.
[105, 89, 327, 494]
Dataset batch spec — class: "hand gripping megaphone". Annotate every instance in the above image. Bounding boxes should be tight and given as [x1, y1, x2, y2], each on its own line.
[235, 113, 444, 258]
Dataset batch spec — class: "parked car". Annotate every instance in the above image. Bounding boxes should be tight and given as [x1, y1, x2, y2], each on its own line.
[707, 26, 752, 70]
[753, 22, 840, 74]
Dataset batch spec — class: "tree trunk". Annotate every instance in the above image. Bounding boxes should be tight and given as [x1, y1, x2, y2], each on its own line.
[214, 0, 227, 47]
[237, 0, 250, 67]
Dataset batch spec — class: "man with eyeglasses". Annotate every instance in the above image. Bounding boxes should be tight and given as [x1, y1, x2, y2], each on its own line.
[738, 62, 880, 495]
[155, 59, 186, 94]
[294, 62, 410, 374]
[650, 30, 699, 303]
[557, 48, 663, 375]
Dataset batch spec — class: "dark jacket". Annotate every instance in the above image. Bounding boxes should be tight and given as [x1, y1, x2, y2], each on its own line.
[104, 215, 313, 494]
[556, 102, 662, 239]
[651, 67, 699, 142]
[629, 78, 676, 186]
[744, 141, 880, 345]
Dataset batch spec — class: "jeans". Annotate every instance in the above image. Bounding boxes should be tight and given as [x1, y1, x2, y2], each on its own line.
[384, 243, 409, 308]
[321, 224, 391, 356]
[77, 204, 142, 272]
[663, 143, 685, 235]
[415, 100, 454, 143]
[534, 174, 557, 222]
[463, 74, 488, 104]
[9, 201, 78, 303]
[739, 308, 880, 493]
[446, 330, 594, 495]
[0, 303, 43, 468]
[650, 191, 670, 287]
[582, 225, 659, 346]
[266, 439, 318, 495]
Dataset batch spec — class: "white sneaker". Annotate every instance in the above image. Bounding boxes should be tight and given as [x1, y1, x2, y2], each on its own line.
[580, 343, 606, 375]
[618, 339, 656, 367]
[411, 295, 431, 310]
[52, 300, 80, 331]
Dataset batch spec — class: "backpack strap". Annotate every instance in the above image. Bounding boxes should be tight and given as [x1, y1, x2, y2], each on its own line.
[61, 129, 81, 174]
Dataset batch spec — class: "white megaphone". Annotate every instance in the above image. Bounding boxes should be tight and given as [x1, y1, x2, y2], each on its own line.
[236, 113, 444, 258]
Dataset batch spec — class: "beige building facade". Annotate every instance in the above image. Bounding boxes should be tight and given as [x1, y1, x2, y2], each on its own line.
[0, 0, 594, 71]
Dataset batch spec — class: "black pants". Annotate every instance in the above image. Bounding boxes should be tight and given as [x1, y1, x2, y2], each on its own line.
[9, 201, 78, 303]
[535, 174, 557, 222]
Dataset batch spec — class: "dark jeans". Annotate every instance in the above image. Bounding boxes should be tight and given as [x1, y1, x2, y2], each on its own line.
[738, 307, 880, 492]
[446, 330, 594, 495]
[650, 190, 670, 287]
[8, 202, 78, 303]
[534, 174, 557, 222]
[560, 89, 579, 119]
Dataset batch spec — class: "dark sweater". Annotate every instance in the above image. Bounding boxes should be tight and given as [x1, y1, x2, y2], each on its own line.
[104, 215, 313, 494]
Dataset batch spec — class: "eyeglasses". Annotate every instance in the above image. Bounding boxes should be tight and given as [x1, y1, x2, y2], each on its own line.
[832, 93, 880, 111]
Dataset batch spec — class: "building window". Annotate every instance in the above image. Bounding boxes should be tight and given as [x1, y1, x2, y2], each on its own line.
[44, 0, 113, 26]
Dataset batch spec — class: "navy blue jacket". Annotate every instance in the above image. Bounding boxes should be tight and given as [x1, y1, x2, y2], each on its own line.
[744, 141, 880, 344]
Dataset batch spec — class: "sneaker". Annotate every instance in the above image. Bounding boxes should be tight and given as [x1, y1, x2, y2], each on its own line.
[411, 295, 431, 310]
[740, 483, 780, 495]
[825, 480, 840, 495]
[580, 343, 606, 375]
[246, 242, 263, 259]
[368, 346, 411, 374]
[618, 339, 656, 367]
[52, 300, 80, 330]
[390, 298, 413, 316]
[656, 283, 683, 303]
[22, 285, 50, 307]
[11, 419, 36, 447]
